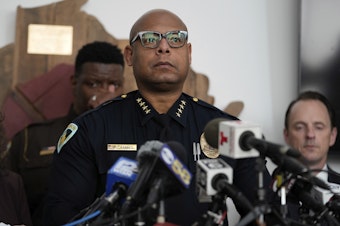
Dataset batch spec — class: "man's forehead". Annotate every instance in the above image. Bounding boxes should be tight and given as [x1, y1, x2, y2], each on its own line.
[131, 11, 186, 36]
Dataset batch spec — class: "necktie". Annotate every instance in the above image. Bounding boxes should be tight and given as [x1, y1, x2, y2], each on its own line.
[154, 114, 172, 141]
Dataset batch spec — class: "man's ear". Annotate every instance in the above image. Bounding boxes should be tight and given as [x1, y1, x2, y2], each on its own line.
[124, 45, 133, 66]
[330, 127, 338, 146]
[283, 128, 289, 143]
[187, 43, 192, 65]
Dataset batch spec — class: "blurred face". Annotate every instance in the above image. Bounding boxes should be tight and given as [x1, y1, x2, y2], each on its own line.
[284, 100, 337, 169]
[72, 62, 124, 114]
[124, 11, 192, 93]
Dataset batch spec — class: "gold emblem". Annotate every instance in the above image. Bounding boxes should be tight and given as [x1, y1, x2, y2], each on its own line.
[200, 133, 219, 158]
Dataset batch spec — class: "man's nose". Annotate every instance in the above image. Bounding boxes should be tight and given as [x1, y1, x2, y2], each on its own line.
[306, 127, 316, 138]
[157, 38, 170, 54]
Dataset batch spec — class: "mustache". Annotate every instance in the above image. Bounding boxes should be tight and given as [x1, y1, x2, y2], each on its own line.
[301, 141, 318, 148]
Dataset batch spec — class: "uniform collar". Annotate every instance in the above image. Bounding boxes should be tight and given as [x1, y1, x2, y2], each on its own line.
[134, 91, 188, 127]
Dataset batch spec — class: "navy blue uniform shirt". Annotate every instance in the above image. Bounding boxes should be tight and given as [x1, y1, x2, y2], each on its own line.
[44, 90, 272, 226]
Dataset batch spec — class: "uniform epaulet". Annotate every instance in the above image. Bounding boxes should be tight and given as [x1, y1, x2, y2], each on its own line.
[100, 93, 129, 106]
[186, 94, 217, 110]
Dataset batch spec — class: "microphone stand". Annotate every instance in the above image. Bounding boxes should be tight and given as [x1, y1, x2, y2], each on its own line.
[236, 156, 289, 226]
[255, 155, 268, 226]
[153, 199, 178, 226]
[204, 192, 228, 226]
[272, 169, 290, 219]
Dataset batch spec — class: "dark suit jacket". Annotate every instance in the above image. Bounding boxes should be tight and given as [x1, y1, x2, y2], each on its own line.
[328, 165, 340, 184]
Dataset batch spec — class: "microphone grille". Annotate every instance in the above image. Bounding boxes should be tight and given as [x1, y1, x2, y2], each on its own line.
[166, 141, 187, 163]
[137, 140, 163, 167]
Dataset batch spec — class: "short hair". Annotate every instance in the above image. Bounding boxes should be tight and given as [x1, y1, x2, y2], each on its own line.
[284, 91, 337, 129]
[74, 41, 124, 76]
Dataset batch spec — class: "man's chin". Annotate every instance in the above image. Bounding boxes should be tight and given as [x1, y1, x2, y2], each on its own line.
[300, 155, 321, 167]
[151, 82, 182, 91]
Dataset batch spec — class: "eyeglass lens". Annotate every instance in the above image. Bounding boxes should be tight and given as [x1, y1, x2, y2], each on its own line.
[141, 31, 187, 48]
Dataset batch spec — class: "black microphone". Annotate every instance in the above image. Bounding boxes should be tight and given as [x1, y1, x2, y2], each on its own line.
[240, 131, 327, 183]
[120, 140, 164, 215]
[291, 178, 325, 211]
[145, 141, 191, 207]
[203, 118, 301, 159]
[287, 178, 340, 226]
[120, 140, 192, 219]
[327, 194, 340, 212]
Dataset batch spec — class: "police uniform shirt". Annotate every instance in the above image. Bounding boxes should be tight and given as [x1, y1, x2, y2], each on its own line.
[7, 107, 77, 226]
[45, 90, 272, 226]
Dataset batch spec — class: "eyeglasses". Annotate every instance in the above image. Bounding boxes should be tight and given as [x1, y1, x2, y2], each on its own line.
[130, 30, 188, 49]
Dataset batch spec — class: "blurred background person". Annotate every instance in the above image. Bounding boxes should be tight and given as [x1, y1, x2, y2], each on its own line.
[0, 112, 32, 226]
[284, 90, 339, 195]
[4, 41, 125, 226]
[282, 90, 340, 224]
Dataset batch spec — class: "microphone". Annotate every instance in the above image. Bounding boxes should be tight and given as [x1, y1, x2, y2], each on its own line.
[204, 119, 331, 192]
[196, 158, 253, 225]
[120, 140, 192, 218]
[106, 156, 138, 196]
[203, 119, 308, 172]
[197, 158, 253, 211]
[327, 194, 340, 212]
[204, 118, 301, 159]
[120, 140, 163, 214]
[205, 119, 331, 190]
[289, 178, 327, 214]
[145, 141, 191, 206]
[196, 158, 233, 197]
[77, 156, 137, 224]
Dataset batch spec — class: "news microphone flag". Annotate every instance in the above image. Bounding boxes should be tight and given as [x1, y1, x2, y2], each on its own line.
[219, 120, 261, 158]
[196, 158, 233, 198]
[106, 156, 138, 196]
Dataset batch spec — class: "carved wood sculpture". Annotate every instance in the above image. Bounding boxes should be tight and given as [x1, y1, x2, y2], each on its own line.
[0, 0, 214, 140]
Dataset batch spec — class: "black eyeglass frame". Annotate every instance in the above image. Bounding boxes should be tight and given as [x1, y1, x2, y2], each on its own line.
[130, 30, 188, 49]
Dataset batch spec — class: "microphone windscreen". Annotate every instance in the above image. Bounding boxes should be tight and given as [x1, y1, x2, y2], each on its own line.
[203, 118, 229, 148]
[166, 141, 187, 163]
[137, 140, 163, 168]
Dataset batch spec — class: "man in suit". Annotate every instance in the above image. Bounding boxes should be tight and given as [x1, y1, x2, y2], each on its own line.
[283, 90, 340, 224]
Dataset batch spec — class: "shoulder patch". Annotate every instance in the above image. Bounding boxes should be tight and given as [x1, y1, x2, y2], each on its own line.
[57, 123, 78, 154]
